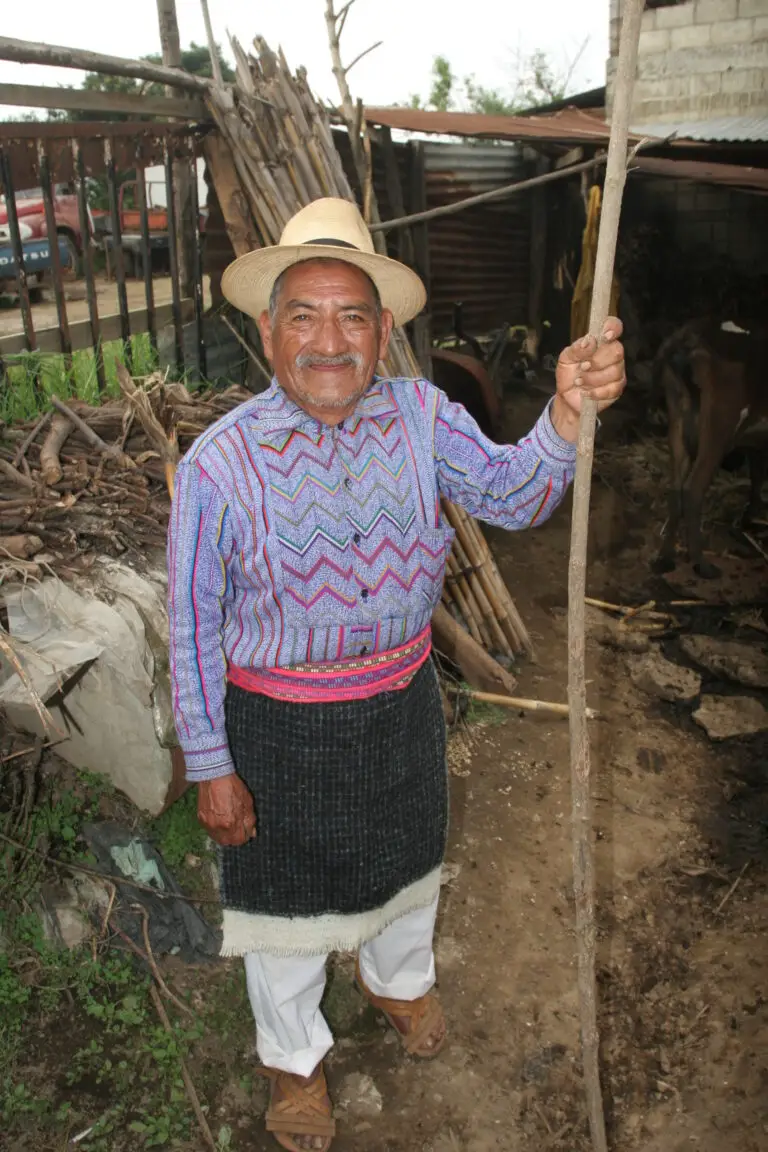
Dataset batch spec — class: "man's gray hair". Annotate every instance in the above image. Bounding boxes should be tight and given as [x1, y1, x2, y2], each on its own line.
[268, 258, 382, 321]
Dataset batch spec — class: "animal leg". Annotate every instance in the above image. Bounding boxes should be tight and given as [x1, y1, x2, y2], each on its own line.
[743, 448, 768, 526]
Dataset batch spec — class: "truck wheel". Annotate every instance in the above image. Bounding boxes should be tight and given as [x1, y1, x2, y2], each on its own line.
[57, 230, 81, 281]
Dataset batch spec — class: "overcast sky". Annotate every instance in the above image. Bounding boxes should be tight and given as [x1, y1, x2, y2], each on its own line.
[1, 0, 609, 118]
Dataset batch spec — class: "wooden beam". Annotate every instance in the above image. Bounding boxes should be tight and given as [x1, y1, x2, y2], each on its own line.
[0, 83, 207, 120]
[0, 299, 194, 357]
[0, 36, 210, 93]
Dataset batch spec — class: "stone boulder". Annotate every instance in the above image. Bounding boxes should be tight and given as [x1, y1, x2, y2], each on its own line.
[693, 695, 768, 741]
[628, 649, 702, 704]
[679, 635, 768, 690]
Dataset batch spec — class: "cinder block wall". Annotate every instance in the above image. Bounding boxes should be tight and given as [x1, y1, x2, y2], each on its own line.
[607, 0, 768, 123]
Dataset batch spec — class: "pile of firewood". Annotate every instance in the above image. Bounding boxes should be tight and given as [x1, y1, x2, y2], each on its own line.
[0, 377, 251, 581]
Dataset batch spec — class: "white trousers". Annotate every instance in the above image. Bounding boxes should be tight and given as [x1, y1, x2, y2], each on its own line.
[244, 895, 439, 1076]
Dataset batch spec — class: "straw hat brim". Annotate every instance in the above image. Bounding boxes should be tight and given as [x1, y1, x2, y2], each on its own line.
[221, 245, 427, 327]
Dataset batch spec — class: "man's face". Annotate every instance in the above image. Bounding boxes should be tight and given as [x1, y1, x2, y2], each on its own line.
[258, 260, 394, 426]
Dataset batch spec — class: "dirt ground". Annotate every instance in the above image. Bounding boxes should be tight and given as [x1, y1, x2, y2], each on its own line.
[6, 386, 768, 1151]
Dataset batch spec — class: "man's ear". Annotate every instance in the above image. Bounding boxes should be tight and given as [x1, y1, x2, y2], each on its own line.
[378, 308, 394, 362]
[258, 311, 274, 364]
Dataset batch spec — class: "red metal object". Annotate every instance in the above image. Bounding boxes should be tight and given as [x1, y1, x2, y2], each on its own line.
[431, 348, 502, 438]
[0, 184, 87, 277]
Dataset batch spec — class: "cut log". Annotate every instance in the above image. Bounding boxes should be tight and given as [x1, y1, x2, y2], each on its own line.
[40, 413, 74, 486]
[432, 603, 517, 696]
[0, 534, 43, 560]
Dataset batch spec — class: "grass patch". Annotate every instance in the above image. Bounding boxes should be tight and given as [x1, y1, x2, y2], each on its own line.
[0, 766, 235, 1150]
[0, 333, 157, 423]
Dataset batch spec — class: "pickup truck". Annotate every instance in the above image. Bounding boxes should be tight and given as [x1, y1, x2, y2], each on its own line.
[0, 183, 90, 298]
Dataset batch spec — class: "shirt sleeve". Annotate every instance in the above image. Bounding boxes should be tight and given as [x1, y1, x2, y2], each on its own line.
[433, 388, 577, 529]
[167, 456, 236, 782]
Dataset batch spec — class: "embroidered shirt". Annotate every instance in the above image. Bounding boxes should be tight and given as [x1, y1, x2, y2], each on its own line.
[168, 376, 577, 781]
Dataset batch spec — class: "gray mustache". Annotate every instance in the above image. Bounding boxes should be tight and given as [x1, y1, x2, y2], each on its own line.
[295, 353, 363, 369]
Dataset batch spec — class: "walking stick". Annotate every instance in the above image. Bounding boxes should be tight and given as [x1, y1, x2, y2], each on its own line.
[566, 3, 645, 1150]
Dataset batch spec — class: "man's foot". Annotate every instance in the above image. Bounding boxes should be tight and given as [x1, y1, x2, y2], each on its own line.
[262, 1063, 335, 1152]
[355, 960, 447, 1059]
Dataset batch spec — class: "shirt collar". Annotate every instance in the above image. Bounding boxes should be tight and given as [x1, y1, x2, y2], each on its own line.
[249, 376, 398, 437]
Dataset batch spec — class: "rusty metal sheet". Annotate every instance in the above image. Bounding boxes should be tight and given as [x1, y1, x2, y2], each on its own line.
[364, 106, 638, 145]
[0, 122, 206, 189]
[635, 156, 768, 194]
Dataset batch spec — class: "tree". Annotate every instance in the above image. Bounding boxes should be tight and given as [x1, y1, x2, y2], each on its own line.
[407, 44, 587, 116]
[47, 42, 234, 123]
[409, 55, 455, 111]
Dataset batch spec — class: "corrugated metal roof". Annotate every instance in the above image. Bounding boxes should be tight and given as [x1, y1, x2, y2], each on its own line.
[635, 156, 768, 193]
[364, 106, 633, 144]
[631, 116, 768, 143]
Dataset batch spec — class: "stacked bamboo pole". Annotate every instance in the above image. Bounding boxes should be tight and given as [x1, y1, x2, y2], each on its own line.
[203, 37, 532, 664]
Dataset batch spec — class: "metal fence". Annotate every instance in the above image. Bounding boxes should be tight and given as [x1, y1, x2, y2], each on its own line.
[0, 119, 209, 385]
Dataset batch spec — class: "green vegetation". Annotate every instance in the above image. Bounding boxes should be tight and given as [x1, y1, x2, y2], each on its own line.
[0, 333, 157, 424]
[408, 46, 587, 114]
[0, 765, 238, 1150]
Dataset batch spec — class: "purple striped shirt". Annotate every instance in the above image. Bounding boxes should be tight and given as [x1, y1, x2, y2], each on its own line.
[167, 376, 576, 781]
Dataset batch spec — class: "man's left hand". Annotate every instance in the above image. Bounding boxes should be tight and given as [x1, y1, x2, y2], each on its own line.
[552, 317, 626, 442]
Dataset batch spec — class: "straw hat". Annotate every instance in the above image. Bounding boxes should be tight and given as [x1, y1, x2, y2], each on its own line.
[221, 198, 426, 327]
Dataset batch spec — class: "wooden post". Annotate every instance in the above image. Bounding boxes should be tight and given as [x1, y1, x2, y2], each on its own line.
[566, 3, 644, 1151]
[527, 153, 550, 362]
[156, 0, 196, 302]
[377, 125, 415, 267]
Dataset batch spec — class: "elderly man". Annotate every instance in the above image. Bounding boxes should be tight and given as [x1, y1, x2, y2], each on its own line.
[168, 197, 625, 1151]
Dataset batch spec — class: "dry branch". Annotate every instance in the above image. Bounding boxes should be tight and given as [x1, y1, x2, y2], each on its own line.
[566, 3, 645, 1150]
[0, 35, 209, 92]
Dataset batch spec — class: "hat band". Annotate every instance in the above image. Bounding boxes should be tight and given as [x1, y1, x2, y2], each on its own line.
[302, 237, 359, 250]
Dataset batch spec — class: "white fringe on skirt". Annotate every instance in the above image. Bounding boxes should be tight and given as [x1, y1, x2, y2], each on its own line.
[220, 866, 442, 958]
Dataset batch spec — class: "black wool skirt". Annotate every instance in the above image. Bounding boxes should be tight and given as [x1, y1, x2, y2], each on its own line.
[219, 659, 448, 957]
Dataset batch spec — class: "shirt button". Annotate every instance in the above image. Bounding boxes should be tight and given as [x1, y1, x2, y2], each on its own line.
[360, 646, 368, 656]
[353, 532, 361, 544]
[360, 589, 369, 601]
[344, 477, 352, 488]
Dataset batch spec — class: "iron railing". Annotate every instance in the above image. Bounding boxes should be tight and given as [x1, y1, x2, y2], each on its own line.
[0, 119, 210, 384]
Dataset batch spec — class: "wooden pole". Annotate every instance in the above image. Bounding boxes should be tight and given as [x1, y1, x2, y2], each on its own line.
[199, 0, 223, 86]
[156, 0, 196, 301]
[324, 0, 387, 255]
[370, 154, 608, 234]
[0, 36, 208, 91]
[566, 3, 644, 1151]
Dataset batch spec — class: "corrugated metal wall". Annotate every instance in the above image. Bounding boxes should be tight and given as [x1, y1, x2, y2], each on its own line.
[341, 130, 534, 341]
[422, 143, 532, 337]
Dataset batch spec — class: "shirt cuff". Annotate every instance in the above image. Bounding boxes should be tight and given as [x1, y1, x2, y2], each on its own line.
[533, 398, 578, 472]
[180, 739, 236, 783]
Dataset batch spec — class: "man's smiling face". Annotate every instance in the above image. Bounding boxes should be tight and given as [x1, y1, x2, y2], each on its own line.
[258, 258, 394, 426]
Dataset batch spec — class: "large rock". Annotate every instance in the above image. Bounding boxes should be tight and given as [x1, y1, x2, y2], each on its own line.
[628, 649, 702, 703]
[0, 559, 175, 814]
[679, 635, 768, 690]
[693, 695, 768, 741]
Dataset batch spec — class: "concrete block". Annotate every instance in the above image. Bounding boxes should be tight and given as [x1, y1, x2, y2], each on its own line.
[695, 0, 737, 20]
[689, 71, 724, 94]
[721, 65, 763, 91]
[656, 2, 696, 28]
[754, 16, 768, 37]
[739, 0, 768, 15]
[671, 23, 713, 48]
[639, 28, 671, 53]
[711, 17, 756, 41]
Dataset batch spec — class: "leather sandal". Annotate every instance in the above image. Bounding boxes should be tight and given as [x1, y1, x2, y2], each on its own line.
[355, 959, 446, 1059]
[259, 1063, 336, 1152]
